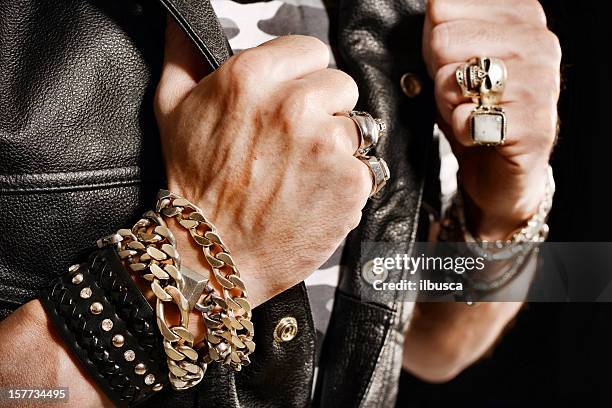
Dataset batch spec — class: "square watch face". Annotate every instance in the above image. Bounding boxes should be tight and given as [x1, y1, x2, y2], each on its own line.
[471, 110, 506, 145]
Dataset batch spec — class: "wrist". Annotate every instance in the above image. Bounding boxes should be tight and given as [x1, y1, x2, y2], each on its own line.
[162, 182, 272, 308]
[0, 300, 110, 407]
[164, 216, 267, 309]
[117, 189, 257, 381]
[463, 165, 549, 241]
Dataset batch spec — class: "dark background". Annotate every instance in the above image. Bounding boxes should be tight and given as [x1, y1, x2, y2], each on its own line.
[396, 1, 612, 406]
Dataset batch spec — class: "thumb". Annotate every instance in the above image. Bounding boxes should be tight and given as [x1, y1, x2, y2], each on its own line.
[156, 17, 212, 116]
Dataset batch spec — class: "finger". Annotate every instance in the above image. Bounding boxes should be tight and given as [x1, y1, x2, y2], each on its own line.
[323, 155, 373, 229]
[434, 62, 468, 123]
[357, 158, 376, 202]
[450, 102, 557, 149]
[156, 17, 212, 115]
[427, 0, 547, 27]
[228, 35, 330, 84]
[427, 20, 560, 74]
[328, 116, 362, 155]
[435, 62, 560, 124]
[350, 157, 376, 206]
[293, 68, 359, 115]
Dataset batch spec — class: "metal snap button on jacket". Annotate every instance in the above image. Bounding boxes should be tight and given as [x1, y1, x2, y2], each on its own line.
[362, 259, 389, 284]
[274, 317, 298, 342]
[400, 72, 422, 97]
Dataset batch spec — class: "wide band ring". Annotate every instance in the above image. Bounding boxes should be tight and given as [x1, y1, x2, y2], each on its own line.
[359, 156, 391, 197]
[343, 111, 386, 156]
[456, 57, 507, 106]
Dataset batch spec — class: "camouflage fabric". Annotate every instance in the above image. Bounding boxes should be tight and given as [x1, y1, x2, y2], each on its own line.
[211, 0, 337, 67]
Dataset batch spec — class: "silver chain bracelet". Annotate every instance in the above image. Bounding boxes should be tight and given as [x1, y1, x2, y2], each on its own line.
[455, 165, 555, 260]
[438, 165, 555, 298]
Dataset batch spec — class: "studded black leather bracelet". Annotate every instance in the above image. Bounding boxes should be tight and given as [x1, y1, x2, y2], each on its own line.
[40, 246, 169, 407]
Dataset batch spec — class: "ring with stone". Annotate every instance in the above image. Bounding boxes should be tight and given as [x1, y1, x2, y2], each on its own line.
[343, 111, 386, 156]
[469, 105, 507, 146]
[358, 156, 391, 197]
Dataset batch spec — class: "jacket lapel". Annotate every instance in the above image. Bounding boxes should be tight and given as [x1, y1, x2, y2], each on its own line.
[157, 0, 232, 69]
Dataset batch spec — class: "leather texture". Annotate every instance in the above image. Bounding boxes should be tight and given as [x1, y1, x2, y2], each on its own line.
[314, 0, 435, 406]
[41, 247, 168, 407]
[0, 0, 166, 315]
[0, 0, 434, 406]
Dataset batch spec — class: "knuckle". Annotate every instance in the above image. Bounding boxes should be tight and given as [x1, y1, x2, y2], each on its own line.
[153, 83, 171, 119]
[305, 35, 329, 54]
[525, 0, 548, 26]
[530, 29, 562, 63]
[539, 29, 561, 55]
[305, 36, 331, 63]
[434, 64, 454, 103]
[287, 35, 331, 67]
[347, 211, 364, 232]
[541, 68, 561, 101]
[546, 32, 563, 63]
[332, 69, 359, 105]
[352, 163, 374, 200]
[527, 108, 558, 148]
[433, 63, 449, 85]
[426, 0, 446, 25]
[541, 108, 559, 138]
[279, 90, 314, 126]
[430, 23, 451, 67]
[225, 51, 269, 88]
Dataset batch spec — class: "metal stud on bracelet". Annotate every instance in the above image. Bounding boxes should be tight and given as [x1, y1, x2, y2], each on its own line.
[40, 248, 169, 407]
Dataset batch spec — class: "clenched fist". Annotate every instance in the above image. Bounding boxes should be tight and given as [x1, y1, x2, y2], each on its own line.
[423, 0, 561, 239]
[155, 20, 372, 307]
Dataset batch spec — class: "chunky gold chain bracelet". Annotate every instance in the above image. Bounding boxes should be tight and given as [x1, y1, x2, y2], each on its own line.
[117, 211, 208, 390]
[156, 190, 255, 371]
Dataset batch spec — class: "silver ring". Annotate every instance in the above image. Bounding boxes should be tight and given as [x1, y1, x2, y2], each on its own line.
[343, 111, 386, 156]
[359, 156, 390, 197]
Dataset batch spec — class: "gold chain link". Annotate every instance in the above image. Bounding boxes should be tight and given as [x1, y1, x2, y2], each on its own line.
[117, 211, 206, 390]
[156, 190, 255, 371]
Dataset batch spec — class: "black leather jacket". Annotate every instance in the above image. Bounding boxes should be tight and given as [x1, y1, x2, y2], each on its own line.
[0, 0, 436, 406]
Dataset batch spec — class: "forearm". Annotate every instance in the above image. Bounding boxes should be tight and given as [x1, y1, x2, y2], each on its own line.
[402, 247, 533, 382]
[0, 300, 111, 407]
[402, 300, 522, 383]
[408, 0, 559, 382]
[402, 186, 543, 382]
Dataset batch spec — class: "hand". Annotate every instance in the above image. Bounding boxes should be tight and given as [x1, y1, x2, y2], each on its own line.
[0, 300, 111, 407]
[154, 20, 372, 308]
[423, 0, 561, 239]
